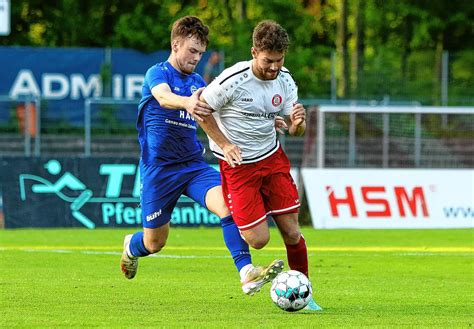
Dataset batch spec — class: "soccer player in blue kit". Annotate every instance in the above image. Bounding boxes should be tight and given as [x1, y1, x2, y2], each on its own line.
[120, 16, 283, 295]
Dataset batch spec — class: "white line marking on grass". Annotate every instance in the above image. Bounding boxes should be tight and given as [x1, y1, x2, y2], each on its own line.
[0, 248, 472, 258]
[308, 252, 473, 257]
[8, 248, 231, 259]
[395, 252, 474, 257]
[0, 246, 472, 252]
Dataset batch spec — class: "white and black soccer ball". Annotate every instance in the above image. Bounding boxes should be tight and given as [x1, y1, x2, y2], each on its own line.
[270, 270, 312, 312]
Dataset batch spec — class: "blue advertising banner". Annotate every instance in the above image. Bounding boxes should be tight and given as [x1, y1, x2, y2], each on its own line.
[0, 46, 212, 125]
[0, 157, 220, 228]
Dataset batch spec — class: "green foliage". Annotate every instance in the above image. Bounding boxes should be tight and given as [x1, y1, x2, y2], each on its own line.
[111, 1, 183, 52]
[97, 105, 119, 132]
[1, 0, 472, 104]
[0, 107, 21, 133]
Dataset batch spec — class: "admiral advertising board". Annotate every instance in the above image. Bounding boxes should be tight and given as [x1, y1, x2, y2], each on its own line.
[0, 46, 213, 125]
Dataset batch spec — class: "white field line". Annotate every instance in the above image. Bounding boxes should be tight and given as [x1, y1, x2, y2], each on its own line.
[0, 245, 472, 252]
[0, 246, 472, 258]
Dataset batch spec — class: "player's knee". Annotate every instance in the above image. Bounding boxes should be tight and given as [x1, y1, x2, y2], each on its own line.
[248, 236, 269, 250]
[207, 197, 230, 218]
[250, 241, 267, 250]
[145, 239, 166, 254]
[206, 187, 230, 218]
[282, 230, 301, 245]
[213, 203, 230, 218]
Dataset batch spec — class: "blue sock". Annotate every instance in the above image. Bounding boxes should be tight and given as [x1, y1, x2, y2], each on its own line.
[129, 232, 151, 257]
[220, 215, 252, 272]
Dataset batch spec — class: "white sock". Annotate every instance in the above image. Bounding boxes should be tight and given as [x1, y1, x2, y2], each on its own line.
[239, 264, 254, 282]
[126, 244, 132, 258]
[125, 241, 136, 258]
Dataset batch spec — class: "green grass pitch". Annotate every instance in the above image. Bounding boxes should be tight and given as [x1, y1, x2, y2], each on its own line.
[0, 227, 472, 328]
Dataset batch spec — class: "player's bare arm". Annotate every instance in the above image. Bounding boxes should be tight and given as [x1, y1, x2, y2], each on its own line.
[199, 114, 242, 168]
[286, 103, 306, 136]
[198, 97, 242, 167]
[151, 83, 213, 121]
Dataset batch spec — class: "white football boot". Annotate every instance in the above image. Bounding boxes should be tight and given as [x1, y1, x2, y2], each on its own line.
[120, 234, 138, 279]
[241, 259, 284, 295]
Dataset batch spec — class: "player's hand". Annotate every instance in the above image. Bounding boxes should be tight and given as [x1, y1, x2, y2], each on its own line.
[222, 143, 242, 168]
[185, 87, 214, 122]
[290, 103, 306, 126]
[275, 116, 288, 134]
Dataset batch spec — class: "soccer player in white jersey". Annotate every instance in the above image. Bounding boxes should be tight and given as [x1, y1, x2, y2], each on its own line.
[119, 16, 283, 296]
[199, 20, 322, 311]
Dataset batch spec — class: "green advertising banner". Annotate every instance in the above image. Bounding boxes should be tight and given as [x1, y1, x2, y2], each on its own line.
[0, 157, 220, 228]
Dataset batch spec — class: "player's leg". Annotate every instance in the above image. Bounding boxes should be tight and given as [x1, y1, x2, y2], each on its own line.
[186, 161, 282, 294]
[184, 163, 253, 273]
[262, 147, 322, 310]
[259, 147, 305, 272]
[273, 212, 321, 310]
[206, 185, 283, 294]
[236, 220, 283, 295]
[217, 159, 271, 249]
[185, 163, 255, 273]
[238, 221, 271, 250]
[272, 213, 322, 311]
[121, 201, 177, 279]
[272, 212, 307, 275]
[204, 185, 252, 273]
[215, 160, 285, 293]
[120, 162, 183, 279]
[121, 224, 169, 278]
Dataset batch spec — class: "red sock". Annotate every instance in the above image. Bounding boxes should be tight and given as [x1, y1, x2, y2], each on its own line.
[285, 235, 309, 277]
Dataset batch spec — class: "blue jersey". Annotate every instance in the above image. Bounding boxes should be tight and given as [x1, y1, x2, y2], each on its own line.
[137, 61, 206, 165]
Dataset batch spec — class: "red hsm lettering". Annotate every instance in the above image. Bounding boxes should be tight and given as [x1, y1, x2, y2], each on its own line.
[326, 186, 429, 217]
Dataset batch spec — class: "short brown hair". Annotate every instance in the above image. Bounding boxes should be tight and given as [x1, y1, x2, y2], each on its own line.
[171, 16, 209, 47]
[252, 20, 289, 52]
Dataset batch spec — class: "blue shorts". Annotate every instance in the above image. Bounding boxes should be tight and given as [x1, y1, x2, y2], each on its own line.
[140, 159, 221, 228]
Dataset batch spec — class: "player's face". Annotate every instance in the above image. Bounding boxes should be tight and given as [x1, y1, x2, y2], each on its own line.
[251, 48, 285, 80]
[173, 36, 206, 74]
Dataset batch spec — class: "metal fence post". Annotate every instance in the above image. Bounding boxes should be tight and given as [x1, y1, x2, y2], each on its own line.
[24, 97, 31, 156]
[348, 112, 356, 167]
[317, 108, 325, 168]
[382, 113, 389, 168]
[85, 99, 91, 157]
[104, 47, 112, 97]
[441, 51, 449, 127]
[34, 97, 41, 156]
[331, 52, 337, 104]
[414, 113, 421, 167]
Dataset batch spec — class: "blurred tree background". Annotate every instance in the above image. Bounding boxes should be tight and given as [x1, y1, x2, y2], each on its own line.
[1, 0, 473, 105]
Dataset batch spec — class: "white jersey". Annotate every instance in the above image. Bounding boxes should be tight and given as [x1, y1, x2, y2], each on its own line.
[202, 60, 298, 163]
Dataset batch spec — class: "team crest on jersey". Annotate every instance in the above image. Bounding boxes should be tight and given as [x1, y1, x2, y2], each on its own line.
[272, 94, 282, 107]
[190, 85, 198, 94]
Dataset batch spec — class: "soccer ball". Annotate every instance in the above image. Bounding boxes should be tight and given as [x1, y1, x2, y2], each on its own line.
[270, 270, 312, 312]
